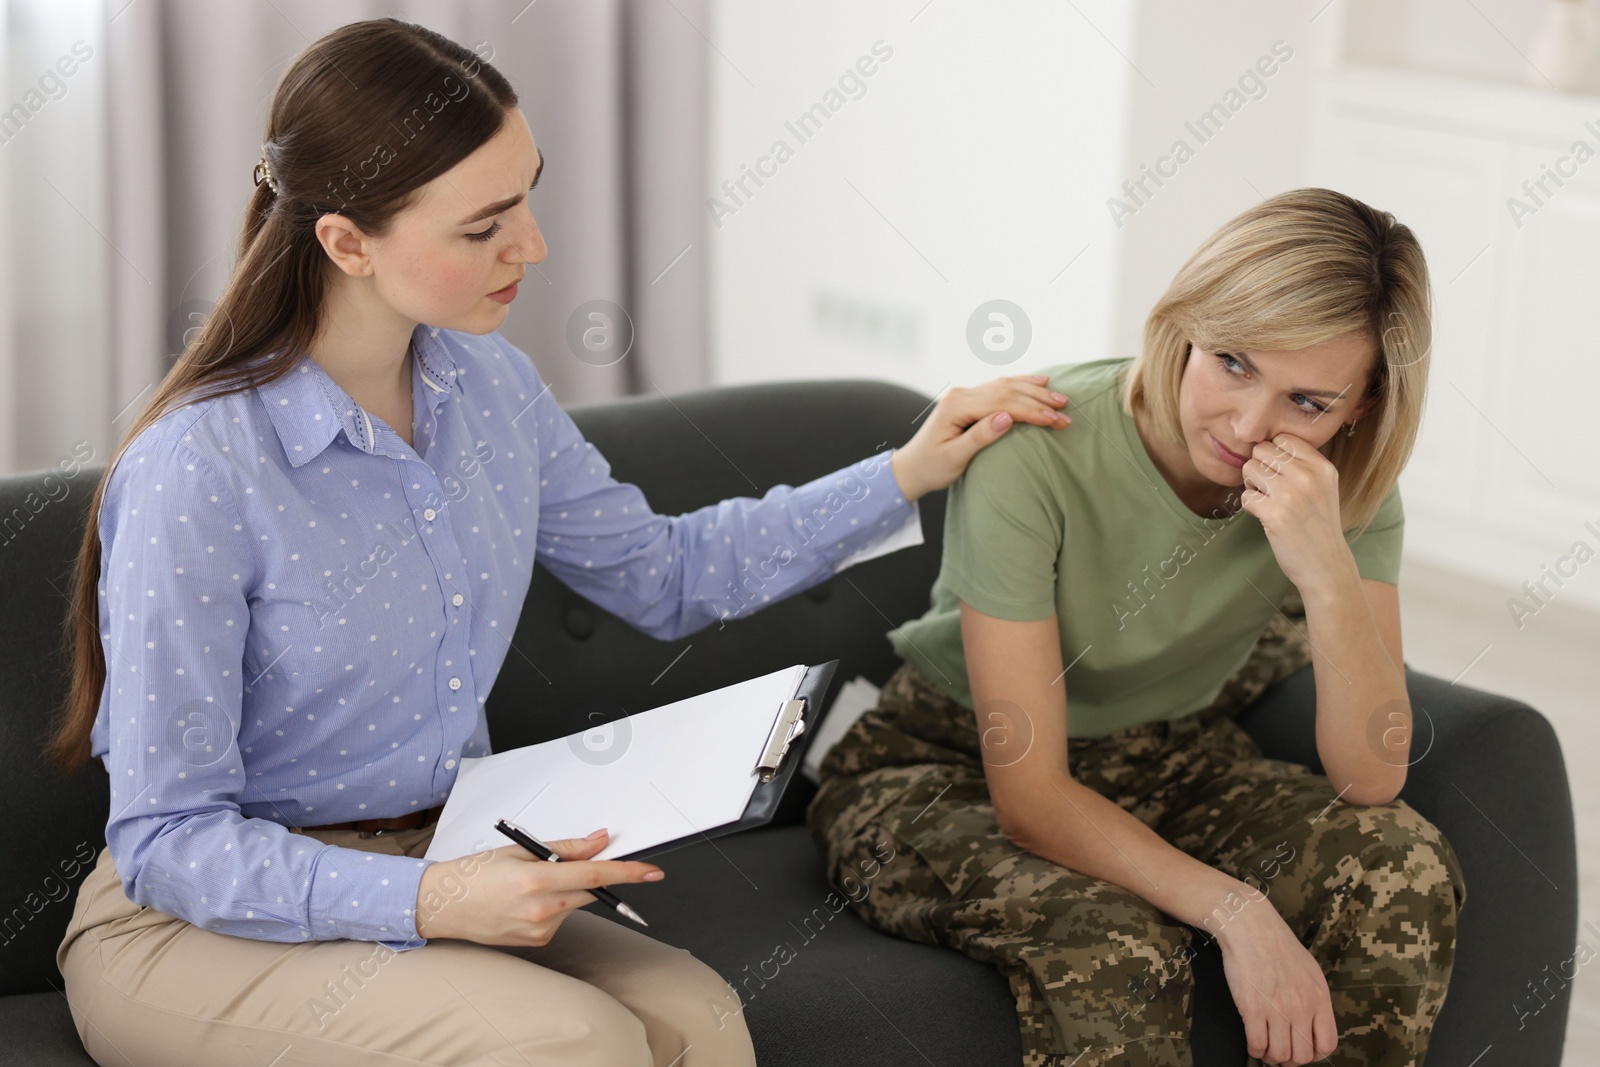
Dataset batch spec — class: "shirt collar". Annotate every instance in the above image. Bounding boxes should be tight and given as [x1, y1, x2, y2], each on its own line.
[257, 323, 463, 468]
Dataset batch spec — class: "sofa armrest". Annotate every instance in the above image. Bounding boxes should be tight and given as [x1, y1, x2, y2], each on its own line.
[1235, 665, 1577, 1065]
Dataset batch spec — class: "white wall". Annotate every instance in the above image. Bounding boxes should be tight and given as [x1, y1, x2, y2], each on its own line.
[1107, 1, 1332, 363]
[706, 0, 1134, 399]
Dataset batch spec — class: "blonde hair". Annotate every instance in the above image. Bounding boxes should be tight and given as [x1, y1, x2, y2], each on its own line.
[1121, 187, 1431, 538]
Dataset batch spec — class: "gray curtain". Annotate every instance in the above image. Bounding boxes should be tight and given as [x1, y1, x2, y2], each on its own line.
[2, 0, 709, 475]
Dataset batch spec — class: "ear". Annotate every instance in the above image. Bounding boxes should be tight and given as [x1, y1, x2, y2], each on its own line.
[1351, 390, 1381, 422]
[313, 214, 375, 278]
[1351, 347, 1386, 422]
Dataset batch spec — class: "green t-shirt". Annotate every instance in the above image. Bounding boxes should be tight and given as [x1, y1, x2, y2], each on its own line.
[889, 357, 1403, 738]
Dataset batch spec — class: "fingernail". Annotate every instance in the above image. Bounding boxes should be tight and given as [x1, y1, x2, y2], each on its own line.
[992, 412, 1012, 428]
[645, 870, 665, 880]
[586, 828, 607, 840]
[1050, 392, 1066, 403]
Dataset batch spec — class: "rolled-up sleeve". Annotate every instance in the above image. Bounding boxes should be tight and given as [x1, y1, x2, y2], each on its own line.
[96, 440, 433, 951]
[512, 352, 922, 641]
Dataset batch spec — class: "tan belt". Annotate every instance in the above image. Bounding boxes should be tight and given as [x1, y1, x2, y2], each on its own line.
[300, 804, 444, 835]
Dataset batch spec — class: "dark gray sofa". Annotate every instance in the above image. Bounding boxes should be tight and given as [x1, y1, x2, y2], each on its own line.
[0, 376, 1577, 1065]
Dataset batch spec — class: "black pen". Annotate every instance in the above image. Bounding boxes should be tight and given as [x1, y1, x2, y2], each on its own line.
[494, 818, 649, 927]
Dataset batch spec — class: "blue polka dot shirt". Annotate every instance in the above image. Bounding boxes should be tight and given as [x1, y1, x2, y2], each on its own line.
[91, 324, 922, 951]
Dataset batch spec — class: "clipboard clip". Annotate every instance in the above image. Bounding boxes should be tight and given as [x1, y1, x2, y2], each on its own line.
[755, 698, 808, 782]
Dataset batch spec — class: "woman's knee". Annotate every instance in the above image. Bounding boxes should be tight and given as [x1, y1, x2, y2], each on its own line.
[1302, 800, 1465, 970]
[616, 941, 744, 1027]
[1336, 802, 1464, 911]
[479, 980, 653, 1067]
[639, 948, 757, 1063]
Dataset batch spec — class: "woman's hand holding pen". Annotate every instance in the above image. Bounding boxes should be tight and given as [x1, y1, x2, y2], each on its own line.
[888, 375, 1072, 503]
[414, 828, 661, 947]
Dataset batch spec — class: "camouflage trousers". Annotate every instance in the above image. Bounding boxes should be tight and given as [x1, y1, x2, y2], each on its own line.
[806, 603, 1467, 1067]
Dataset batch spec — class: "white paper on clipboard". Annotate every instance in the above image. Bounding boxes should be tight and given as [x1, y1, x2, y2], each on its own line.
[423, 664, 808, 862]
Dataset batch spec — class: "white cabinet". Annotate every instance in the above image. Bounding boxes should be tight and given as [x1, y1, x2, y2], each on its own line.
[1310, 66, 1600, 610]
[1493, 142, 1600, 524]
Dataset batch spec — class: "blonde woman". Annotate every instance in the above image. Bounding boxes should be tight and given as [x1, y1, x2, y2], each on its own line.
[44, 18, 1074, 1067]
[809, 188, 1465, 1067]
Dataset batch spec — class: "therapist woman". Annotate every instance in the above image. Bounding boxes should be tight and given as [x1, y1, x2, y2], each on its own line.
[43, 17, 1073, 1067]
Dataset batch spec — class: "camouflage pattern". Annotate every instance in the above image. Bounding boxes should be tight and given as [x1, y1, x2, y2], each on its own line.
[807, 595, 1466, 1067]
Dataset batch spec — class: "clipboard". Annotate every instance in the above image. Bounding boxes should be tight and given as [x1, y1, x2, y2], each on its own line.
[421, 659, 839, 865]
[619, 658, 837, 862]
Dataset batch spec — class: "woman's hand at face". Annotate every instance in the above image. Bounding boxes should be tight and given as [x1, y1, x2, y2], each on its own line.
[1237, 432, 1352, 593]
[413, 828, 662, 947]
[888, 375, 1071, 502]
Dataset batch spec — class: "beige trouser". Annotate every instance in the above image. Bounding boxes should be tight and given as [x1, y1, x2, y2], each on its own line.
[56, 821, 757, 1066]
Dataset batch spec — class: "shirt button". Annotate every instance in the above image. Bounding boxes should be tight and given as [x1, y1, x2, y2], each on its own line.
[452, 593, 464, 607]
[448, 677, 462, 691]
[423, 508, 437, 522]
[445, 759, 457, 769]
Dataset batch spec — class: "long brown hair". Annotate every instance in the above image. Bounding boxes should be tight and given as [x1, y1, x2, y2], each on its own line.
[1122, 187, 1432, 538]
[45, 19, 518, 776]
